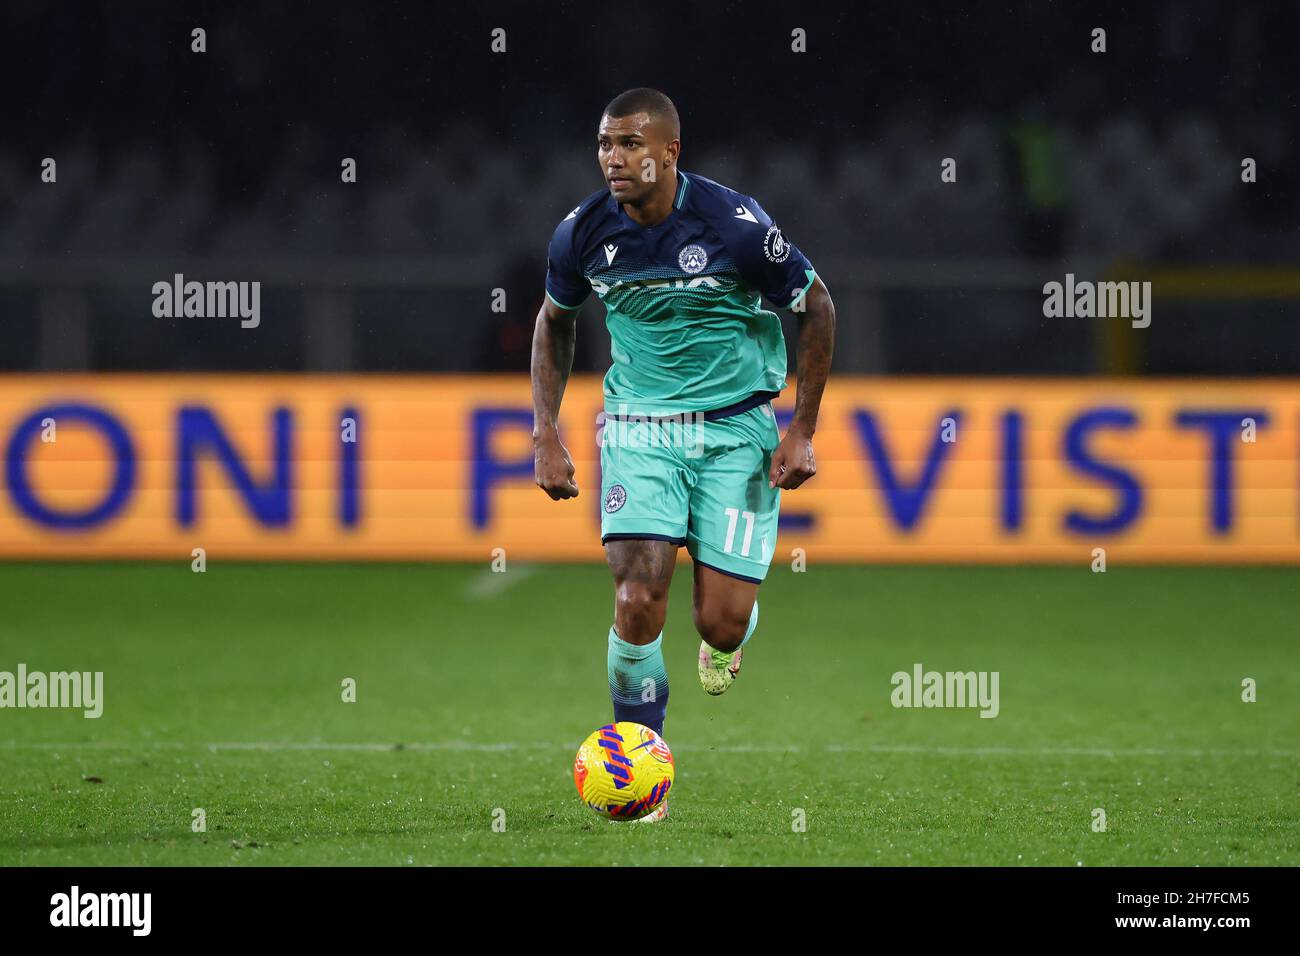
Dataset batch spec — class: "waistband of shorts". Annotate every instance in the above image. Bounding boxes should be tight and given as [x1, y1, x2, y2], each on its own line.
[603, 390, 779, 425]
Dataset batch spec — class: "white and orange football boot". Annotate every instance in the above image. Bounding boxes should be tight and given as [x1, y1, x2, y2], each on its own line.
[635, 802, 669, 823]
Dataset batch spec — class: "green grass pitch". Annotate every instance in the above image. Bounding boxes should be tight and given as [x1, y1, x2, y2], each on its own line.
[0, 561, 1295, 866]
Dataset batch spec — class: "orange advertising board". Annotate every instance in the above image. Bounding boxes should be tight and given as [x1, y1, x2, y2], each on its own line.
[0, 374, 1296, 563]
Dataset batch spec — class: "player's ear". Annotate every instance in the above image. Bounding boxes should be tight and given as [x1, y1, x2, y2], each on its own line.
[665, 139, 680, 168]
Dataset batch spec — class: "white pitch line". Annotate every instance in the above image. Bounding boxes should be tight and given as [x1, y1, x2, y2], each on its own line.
[2, 740, 1295, 758]
[464, 563, 541, 599]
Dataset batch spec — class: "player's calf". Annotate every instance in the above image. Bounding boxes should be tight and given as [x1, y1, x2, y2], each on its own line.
[606, 539, 677, 733]
[691, 561, 757, 652]
[693, 602, 750, 653]
[696, 600, 759, 696]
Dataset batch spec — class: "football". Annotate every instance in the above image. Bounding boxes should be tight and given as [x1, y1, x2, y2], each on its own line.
[573, 722, 674, 820]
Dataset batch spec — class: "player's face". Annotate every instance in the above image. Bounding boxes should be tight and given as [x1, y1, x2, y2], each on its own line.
[598, 113, 674, 203]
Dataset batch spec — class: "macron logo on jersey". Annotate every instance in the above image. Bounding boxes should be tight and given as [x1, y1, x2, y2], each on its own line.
[604, 243, 618, 265]
[734, 205, 759, 223]
[564, 205, 581, 221]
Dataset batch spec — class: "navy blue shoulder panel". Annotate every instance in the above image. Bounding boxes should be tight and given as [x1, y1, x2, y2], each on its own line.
[545, 188, 614, 309]
[678, 171, 816, 308]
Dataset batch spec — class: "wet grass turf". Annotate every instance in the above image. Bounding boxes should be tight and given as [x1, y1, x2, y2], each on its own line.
[1, 562, 1295, 865]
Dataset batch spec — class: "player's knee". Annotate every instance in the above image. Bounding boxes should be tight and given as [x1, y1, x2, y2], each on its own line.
[615, 581, 668, 643]
[694, 604, 749, 653]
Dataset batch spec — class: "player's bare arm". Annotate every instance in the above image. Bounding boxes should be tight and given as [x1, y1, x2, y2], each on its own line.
[531, 296, 580, 499]
[770, 275, 836, 490]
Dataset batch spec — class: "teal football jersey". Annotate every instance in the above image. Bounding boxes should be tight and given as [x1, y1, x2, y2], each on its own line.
[545, 171, 817, 416]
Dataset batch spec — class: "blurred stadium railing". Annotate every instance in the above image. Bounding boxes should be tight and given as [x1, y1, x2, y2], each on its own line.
[6, 255, 1300, 376]
[5, 114, 1298, 375]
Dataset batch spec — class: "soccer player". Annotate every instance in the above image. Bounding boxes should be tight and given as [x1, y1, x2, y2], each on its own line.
[531, 89, 835, 817]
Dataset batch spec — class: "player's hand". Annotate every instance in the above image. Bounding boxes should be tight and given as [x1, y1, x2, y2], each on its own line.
[769, 426, 816, 490]
[534, 432, 580, 499]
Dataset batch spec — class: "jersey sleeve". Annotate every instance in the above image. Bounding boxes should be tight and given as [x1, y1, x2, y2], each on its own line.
[727, 196, 817, 310]
[544, 218, 589, 311]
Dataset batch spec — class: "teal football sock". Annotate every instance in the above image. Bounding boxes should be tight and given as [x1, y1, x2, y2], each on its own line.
[738, 600, 758, 649]
[607, 627, 669, 736]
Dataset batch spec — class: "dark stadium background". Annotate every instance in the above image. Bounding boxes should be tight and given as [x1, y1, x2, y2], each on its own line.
[3, 0, 1296, 376]
[1, 1, 1297, 874]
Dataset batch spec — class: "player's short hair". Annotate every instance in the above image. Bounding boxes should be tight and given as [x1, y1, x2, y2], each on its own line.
[602, 88, 680, 138]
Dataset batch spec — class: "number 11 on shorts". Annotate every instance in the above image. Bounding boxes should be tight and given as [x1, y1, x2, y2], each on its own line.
[723, 507, 756, 557]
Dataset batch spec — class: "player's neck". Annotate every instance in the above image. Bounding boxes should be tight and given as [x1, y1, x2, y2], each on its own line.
[621, 167, 679, 228]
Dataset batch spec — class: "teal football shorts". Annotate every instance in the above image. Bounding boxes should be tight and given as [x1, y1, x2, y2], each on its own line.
[599, 400, 781, 583]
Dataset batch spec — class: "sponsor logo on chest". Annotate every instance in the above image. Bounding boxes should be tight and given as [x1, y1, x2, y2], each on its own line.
[588, 242, 720, 298]
[589, 274, 723, 297]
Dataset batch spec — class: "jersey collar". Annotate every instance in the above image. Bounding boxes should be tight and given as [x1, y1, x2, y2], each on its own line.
[673, 170, 691, 209]
[611, 170, 691, 231]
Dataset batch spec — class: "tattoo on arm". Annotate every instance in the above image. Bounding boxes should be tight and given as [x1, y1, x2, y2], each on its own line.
[531, 301, 577, 439]
[792, 279, 836, 434]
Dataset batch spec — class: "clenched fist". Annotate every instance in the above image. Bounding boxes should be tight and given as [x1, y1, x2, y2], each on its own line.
[769, 425, 817, 490]
[534, 432, 579, 500]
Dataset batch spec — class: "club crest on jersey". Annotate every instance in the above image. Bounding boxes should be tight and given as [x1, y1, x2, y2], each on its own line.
[763, 224, 791, 263]
[604, 484, 627, 513]
[677, 244, 708, 274]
